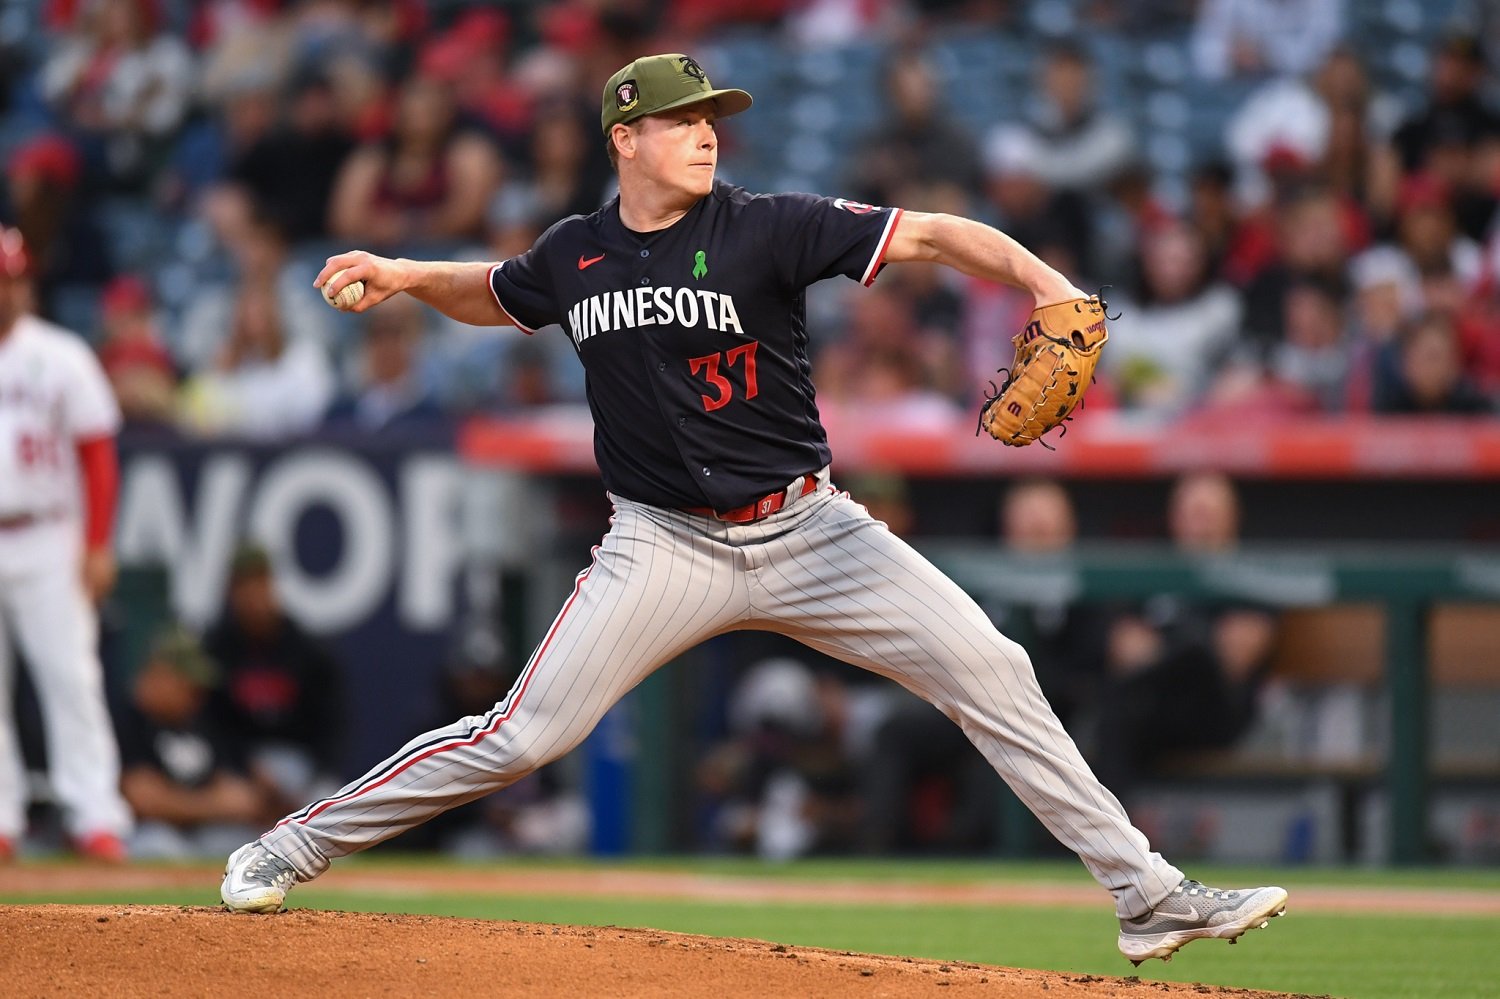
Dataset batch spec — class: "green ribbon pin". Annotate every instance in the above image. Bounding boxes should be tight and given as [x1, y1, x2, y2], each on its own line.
[692, 250, 708, 280]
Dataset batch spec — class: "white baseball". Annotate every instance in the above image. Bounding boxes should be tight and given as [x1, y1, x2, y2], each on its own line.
[322, 269, 365, 310]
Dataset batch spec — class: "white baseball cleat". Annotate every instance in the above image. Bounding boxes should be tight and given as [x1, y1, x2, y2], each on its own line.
[221, 841, 299, 914]
[1118, 879, 1288, 965]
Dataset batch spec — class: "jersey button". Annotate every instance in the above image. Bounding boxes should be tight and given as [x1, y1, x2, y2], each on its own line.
[701, 467, 711, 476]
[639, 277, 649, 285]
[678, 417, 686, 427]
[657, 361, 666, 371]
[639, 249, 650, 258]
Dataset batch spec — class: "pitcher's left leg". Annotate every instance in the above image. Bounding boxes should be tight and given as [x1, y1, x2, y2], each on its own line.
[755, 494, 1180, 918]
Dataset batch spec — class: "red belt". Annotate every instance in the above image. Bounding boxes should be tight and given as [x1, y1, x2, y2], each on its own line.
[686, 474, 820, 524]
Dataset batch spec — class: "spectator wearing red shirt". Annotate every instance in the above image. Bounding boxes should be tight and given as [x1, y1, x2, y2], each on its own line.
[328, 74, 503, 251]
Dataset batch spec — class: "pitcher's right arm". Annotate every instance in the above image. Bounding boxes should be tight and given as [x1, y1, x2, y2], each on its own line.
[315, 253, 516, 328]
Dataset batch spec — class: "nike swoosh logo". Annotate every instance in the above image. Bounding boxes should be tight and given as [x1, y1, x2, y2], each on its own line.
[578, 254, 605, 270]
[1125, 901, 1204, 934]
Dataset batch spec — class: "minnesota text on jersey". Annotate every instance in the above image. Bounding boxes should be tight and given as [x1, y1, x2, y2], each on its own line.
[566, 287, 744, 345]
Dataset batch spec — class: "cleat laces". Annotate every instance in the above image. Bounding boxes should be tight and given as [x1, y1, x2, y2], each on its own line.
[244, 852, 296, 890]
[1175, 880, 1239, 902]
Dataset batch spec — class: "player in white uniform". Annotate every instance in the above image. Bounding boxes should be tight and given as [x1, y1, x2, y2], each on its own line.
[0, 226, 133, 862]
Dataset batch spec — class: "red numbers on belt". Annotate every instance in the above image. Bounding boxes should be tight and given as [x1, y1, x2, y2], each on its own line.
[688, 341, 759, 412]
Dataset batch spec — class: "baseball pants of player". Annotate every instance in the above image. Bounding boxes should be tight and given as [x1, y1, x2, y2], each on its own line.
[0, 520, 132, 841]
[263, 470, 1184, 918]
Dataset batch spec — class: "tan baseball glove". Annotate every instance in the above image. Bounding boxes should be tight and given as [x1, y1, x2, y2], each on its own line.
[977, 293, 1112, 448]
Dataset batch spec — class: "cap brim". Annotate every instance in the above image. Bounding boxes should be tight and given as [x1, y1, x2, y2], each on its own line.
[633, 88, 753, 124]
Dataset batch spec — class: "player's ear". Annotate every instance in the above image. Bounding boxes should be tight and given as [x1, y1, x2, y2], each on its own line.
[611, 122, 638, 163]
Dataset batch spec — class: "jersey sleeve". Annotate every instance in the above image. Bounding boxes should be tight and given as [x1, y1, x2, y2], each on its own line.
[765, 193, 904, 289]
[488, 217, 574, 334]
[62, 336, 122, 439]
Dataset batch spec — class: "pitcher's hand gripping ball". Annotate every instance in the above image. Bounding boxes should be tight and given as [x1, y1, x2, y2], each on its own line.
[978, 293, 1112, 448]
[321, 269, 365, 310]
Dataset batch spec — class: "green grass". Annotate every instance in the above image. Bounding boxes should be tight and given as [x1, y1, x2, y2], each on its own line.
[6, 859, 1499, 998]
[327, 853, 1500, 891]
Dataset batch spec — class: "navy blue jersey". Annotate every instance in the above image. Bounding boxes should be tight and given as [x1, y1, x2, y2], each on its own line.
[489, 181, 902, 510]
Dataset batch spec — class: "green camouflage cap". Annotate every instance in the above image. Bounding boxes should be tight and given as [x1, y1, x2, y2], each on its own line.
[601, 53, 752, 135]
[230, 541, 271, 579]
[147, 625, 219, 688]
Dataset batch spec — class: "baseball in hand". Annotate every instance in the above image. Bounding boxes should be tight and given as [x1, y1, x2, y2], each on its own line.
[322, 269, 365, 310]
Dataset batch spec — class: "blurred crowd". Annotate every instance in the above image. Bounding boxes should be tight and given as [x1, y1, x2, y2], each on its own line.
[1, 0, 1497, 440]
[815, 6, 1500, 424]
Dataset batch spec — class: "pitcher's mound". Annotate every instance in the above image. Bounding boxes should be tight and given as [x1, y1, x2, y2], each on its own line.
[3, 904, 1309, 997]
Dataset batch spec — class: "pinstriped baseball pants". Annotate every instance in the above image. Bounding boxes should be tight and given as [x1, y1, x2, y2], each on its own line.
[262, 473, 1183, 918]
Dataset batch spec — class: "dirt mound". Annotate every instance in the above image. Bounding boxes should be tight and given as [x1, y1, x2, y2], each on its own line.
[2, 904, 1313, 998]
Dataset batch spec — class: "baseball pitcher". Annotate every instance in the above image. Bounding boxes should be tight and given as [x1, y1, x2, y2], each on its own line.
[222, 55, 1287, 965]
[0, 226, 133, 862]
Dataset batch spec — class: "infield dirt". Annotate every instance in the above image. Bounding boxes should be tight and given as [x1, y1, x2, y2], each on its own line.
[4, 904, 1318, 998]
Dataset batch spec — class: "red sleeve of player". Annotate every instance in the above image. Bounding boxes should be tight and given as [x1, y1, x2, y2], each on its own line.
[76, 434, 118, 551]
